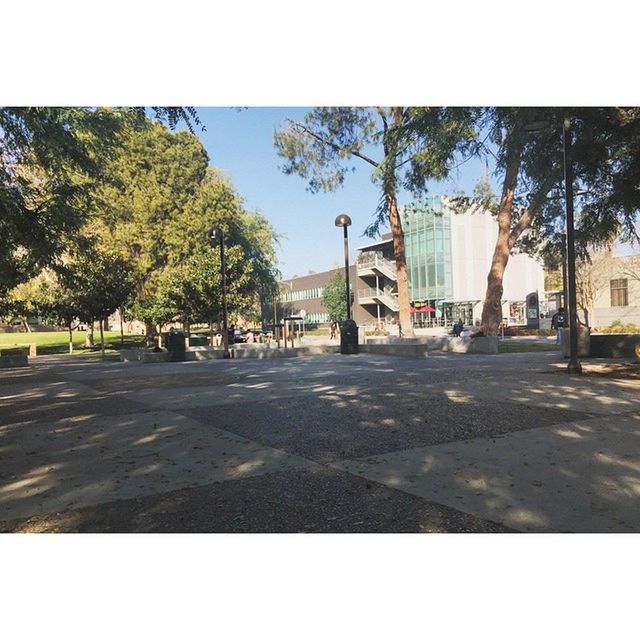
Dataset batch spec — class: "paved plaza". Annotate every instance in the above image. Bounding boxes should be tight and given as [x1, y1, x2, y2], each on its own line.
[0, 350, 639, 532]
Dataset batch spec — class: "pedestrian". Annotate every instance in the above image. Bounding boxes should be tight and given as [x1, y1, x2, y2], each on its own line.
[330, 321, 337, 340]
[452, 318, 464, 337]
[551, 307, 566, 344]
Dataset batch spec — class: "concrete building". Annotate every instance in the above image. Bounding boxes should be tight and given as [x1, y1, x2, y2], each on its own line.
[269, 265, 369, 328]
[273, 196, 546, 329]
[356, 197, 545, 327]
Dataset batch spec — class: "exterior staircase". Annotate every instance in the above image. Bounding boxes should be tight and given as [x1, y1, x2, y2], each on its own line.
[357, 287, 400, 312]
[356, 254, 397, 281]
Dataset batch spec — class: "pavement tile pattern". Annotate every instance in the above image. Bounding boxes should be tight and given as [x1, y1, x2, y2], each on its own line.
[1, 351, 639, 533]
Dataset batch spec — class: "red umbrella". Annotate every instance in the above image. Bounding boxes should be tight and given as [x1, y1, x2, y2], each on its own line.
[410, 305, 436, 313]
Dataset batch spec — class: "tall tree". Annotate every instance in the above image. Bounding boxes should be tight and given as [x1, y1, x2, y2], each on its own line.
[275, 107, 476, 337]
[93, 119, 210, 337]
[421, 107, 640, 335]
[0, 107, 201, 300]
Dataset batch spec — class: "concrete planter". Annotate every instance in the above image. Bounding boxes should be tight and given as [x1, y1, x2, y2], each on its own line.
[589, 334, 640, 359]
[0, 354, 29, 368]
[559, 328, 591, 358]
[120, 349, 168, 363]
[364, 335, 498, 355]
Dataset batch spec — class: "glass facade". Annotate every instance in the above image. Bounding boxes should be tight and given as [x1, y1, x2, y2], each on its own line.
[402, 198, 453, 302]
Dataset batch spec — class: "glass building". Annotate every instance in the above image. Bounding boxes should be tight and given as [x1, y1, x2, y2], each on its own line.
[402, 197, 453, 303]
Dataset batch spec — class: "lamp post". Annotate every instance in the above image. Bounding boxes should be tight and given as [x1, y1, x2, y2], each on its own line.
[562, 118, 582, 374]
[524, 118, 582, 374]
[334, 214, 352, 320]
[207, 226, 231, 359]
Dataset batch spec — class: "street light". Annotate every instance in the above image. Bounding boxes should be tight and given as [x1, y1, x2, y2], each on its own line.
[207, 226, 231, 359]
[334, 213, 352, 320]
[524, 118, 582, 374]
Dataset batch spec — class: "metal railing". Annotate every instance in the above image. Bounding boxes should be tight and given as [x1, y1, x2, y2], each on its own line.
[356, 254, 397, 280]
[357, 288, 399, 312]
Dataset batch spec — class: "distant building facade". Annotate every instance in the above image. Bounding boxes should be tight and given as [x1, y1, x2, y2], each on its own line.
[578, 249, 640, 328]
[272, 196, 546, 329]
[266, 265, 369, 328]
[356, 197, 545, 327]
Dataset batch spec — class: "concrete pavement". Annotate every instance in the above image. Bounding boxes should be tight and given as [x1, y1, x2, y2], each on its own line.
[0, 350, 638, 532]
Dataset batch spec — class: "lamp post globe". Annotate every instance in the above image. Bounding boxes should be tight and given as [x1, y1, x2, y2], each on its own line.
[207, 226, 231, 359]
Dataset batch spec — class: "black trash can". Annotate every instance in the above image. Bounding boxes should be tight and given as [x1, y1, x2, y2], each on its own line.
[339, 319, 359, 355]
[166, 329, 186, 362]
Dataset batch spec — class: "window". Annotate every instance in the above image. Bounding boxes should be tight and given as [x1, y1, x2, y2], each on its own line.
[610, 279, 628, 307]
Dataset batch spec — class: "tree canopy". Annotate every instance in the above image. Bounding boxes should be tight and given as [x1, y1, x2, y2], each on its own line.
[275, 107, 477, 337]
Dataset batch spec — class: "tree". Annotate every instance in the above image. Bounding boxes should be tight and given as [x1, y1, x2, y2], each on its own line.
[0, 107, 201, 301]
[274, 108, 476, 338]
[130, 289, 179, 350]
[93, 119, 210, 337]
[476, 107, 640, 334]
[94, 147, 279, 339]
[322, 270, 347, 322]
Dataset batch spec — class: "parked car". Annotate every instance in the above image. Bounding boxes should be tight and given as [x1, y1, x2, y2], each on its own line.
[232, 330, 248, 343]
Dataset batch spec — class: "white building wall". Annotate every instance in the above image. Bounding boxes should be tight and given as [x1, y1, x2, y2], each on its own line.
[448, 205, 545, 320]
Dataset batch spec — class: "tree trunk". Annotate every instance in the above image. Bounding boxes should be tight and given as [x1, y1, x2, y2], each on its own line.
[120, 307, 125, 346]
[210, 319, 215, 347]
[22, 317, 32, 333]
[157, 325, 163, 350]
[85, 321, 95, 348]
[68, 323, 73, 354]
[145, 320, 155, 346]
[99, 318, 105, 355]
[387, 190, 414, 338]
[480, 133, 524, 336]
[385, 107, 414, 339]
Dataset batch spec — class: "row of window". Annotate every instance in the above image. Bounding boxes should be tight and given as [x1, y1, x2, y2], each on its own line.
[282, 287, 323, 302]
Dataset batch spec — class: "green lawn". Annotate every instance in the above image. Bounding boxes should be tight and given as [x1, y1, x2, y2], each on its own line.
[498, 341, 560, 353]
[0, 331, 146, 356]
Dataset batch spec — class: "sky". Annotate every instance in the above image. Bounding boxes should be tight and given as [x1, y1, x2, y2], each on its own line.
[194, 108, 495, 279]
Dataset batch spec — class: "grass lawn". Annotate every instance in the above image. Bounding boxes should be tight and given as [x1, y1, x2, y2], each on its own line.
[498, 341, 560, 353]
[0, 331, 146, 356]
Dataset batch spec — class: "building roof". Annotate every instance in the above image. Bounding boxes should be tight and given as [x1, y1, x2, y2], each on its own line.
[355, 233, 393, 252]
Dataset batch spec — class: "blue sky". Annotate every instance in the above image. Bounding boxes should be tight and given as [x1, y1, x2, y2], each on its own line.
[195, 108, 495, 279]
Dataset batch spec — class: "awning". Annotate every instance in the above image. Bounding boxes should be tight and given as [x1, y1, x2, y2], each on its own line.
[410, 306, 436, 313]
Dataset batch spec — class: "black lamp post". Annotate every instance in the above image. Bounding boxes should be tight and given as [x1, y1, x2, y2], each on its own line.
[524, 118, 582, 374]
[207, 226, 231, 359]
[562, 118, 582, 374]
[334, 214, 352, 320]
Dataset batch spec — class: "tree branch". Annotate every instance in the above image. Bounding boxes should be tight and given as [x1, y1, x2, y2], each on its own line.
[508, 207, 533, 250]
[286, 119, 379, 168]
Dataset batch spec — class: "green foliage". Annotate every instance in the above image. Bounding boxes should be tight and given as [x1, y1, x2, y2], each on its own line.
[94, 120, 210, 288]
[0, 107, 201, 300]
[600, 320, 640, 334]
[322, 271, 347, 322]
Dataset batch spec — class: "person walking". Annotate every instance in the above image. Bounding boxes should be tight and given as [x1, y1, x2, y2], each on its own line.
[551, 307, 566, 345]
[330, 321, 337, 340]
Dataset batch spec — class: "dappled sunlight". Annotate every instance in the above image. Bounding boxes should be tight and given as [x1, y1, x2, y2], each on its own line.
[554, 428, 584, 439]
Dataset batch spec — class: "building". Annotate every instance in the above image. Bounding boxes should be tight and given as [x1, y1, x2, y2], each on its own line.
[273, 196, 546, 329]
[356, 196, 545, 327]
[268, 265, 369, 328]
[577, 249, 640, 328]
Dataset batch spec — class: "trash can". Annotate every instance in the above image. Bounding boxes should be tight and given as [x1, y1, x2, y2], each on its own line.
[339, 319, 359, 355]
[166, 328, 186, 362]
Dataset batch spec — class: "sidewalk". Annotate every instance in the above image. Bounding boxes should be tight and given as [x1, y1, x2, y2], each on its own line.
[0, 350, 638, 532]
